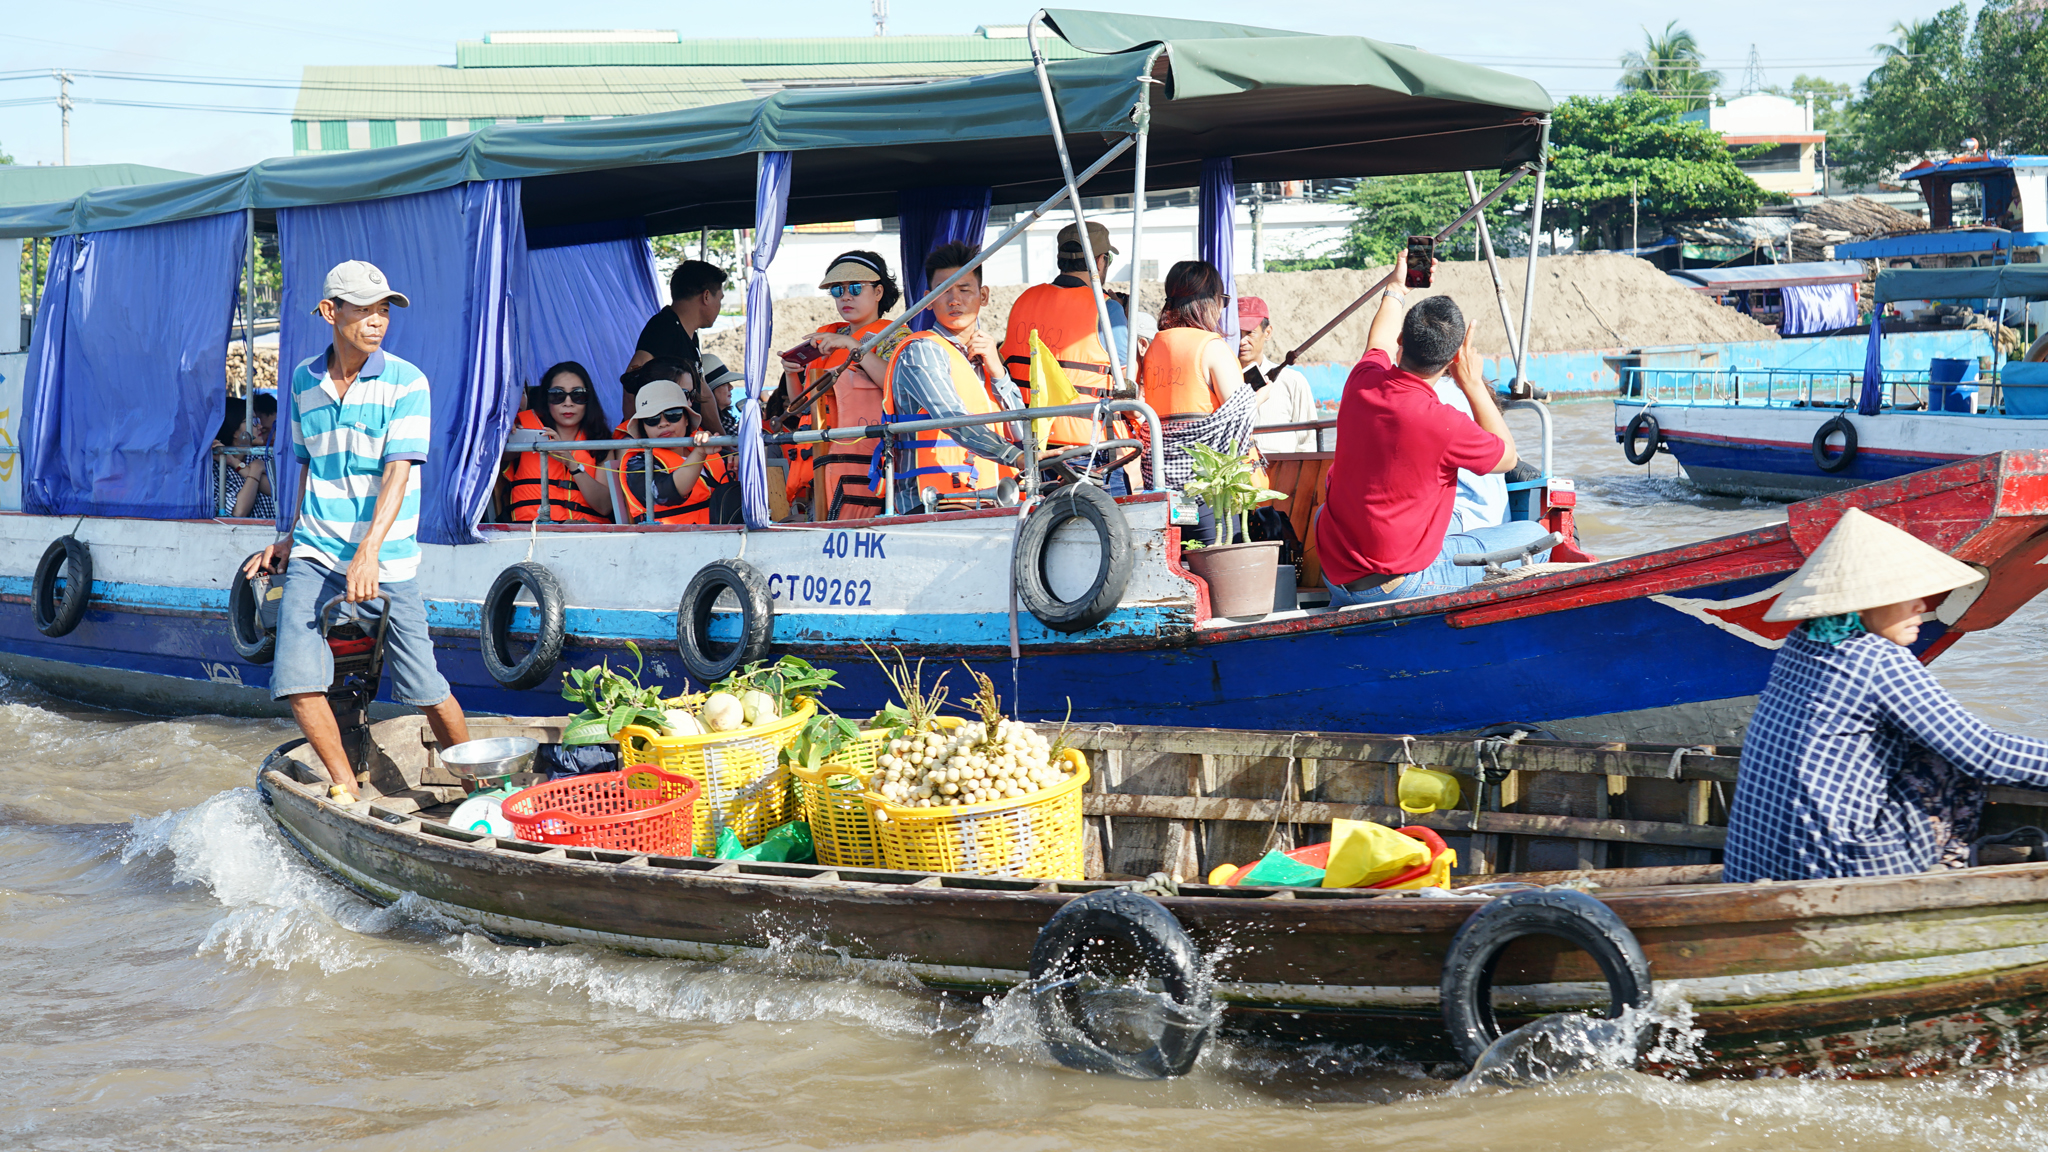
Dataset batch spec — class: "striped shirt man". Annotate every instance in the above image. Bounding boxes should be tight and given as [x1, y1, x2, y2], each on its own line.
[287, 346, 430, 581]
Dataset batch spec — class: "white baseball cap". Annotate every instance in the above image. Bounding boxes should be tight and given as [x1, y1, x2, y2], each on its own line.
[314, 259, 411, 313]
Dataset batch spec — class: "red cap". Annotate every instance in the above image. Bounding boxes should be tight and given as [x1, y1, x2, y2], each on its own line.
[1237, 296, 1269, 324]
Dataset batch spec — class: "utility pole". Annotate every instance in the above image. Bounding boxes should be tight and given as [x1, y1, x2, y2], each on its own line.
[1631, 178, 1639, 252]
[871, 0, 887, 36]
[1250, 182, 1264, 273]
[55, 71, 73, 166]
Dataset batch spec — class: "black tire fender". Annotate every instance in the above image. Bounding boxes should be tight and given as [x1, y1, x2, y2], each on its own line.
[1812, 415, 1858, 473]
[32, 536, 92, 638]
[1439, 887, 1653, 1068]
[676, 559, 774, 683]
[228, 552, 277, 664]
[480, 562, 569, 691]
[1027, 889, 1213, 1079]
[1013, 484, 1133, 634]
[1621, 411, 1661, 466]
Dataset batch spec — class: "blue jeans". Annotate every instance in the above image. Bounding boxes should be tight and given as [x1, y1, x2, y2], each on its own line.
[269, 560, 452, 706]
[1326, 520, 1553, 609]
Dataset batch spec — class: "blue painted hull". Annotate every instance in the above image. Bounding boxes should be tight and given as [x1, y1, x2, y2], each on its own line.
[1662, 434, 1948, 495]
[0, 566, 1876, 737]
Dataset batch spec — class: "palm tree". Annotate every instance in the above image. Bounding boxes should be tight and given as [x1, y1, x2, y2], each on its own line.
[1618, 21, 1723, 112]
[1872, 18, 1939, 61]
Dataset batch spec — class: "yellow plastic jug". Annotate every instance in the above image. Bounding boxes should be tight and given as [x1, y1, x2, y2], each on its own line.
[1397, 767, 1461, 814]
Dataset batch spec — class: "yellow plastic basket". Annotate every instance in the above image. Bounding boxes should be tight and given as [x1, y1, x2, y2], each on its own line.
[792, 718, 960, 869]
[863, 748, 1089, 880]
[618, 698, 814, 855]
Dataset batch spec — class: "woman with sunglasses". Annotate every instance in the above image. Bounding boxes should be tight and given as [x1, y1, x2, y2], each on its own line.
[779, 250, 899, 520]
[1138, 260, 1257, 545]
[619, 377, 720, 524]
[503, 361, 613, 523]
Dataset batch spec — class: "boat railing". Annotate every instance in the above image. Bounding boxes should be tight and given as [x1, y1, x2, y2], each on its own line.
[1620, 365, 1961, 412]
[501, 398, 1168, 524]
[209, 444, 274, 518]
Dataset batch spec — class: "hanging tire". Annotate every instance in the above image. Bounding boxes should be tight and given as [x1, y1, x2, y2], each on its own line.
[1014, 484, 1133, 634]
[227, 553, 277, 664]
[1439, 887, 1653, 1068]
[480, 562, 568, 691]
[32, 536, 92, 638]
[676, 559, 773, 683]
[1028, 889, 1213, 1079]
[1812, 415, 1857, 473]
[1620, 411, 1661, 466]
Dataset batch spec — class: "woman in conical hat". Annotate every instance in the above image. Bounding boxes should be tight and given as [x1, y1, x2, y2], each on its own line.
[1723, 508, 2048, 883]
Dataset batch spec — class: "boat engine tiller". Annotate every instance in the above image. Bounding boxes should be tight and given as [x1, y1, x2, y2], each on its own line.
[318, 593, 391, 779]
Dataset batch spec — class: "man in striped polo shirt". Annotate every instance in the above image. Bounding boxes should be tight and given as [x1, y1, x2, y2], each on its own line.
[244, 260, 469, 802]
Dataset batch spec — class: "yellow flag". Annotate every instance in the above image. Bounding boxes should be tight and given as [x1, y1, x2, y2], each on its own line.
[1027, 329, 1082, 450]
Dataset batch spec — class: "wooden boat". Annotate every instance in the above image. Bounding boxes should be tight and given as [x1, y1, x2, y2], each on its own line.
[260, 713, 2048, 1079]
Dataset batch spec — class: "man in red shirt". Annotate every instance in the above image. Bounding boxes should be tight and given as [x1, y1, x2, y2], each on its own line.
[1314, 252, 1546, 609]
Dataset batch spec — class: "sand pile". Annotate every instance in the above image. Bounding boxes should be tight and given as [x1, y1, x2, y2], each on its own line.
[699, 253, 1777, 372]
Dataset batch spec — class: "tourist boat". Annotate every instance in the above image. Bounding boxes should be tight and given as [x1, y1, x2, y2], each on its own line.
[257, 711, 2048, 1078]
[3, 14, 2048, 745]
[1613, 267, 2048, 501]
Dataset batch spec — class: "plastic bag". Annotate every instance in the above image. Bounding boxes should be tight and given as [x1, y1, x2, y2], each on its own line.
[1323, 818, 1429, 888]
[714, 820, 816, 864]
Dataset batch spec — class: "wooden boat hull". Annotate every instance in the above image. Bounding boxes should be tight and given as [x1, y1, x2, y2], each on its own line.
[259, 716, 2048, 1077]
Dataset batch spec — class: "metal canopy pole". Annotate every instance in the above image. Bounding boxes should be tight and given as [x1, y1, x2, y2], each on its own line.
[1124, 72, 1153, 395]
[1270, 164, 1533, 378]
[1028, 10, 1129, 393]
[1513, 118, 1552, 398]
[1464, 170, 1520, 368]
[240, 209, 257, 516]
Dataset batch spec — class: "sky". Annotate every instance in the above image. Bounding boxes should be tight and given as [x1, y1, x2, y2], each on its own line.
[0, 0, 1976, 177]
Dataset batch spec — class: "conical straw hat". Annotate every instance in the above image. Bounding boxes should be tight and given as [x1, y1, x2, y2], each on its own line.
[1763, 507, 1984, 621]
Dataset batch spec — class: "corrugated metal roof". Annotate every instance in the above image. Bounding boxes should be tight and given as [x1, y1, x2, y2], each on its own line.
[452, 33, 1084, 69]
[291, 62, 1015, 120]
[0, 163, 195, 207]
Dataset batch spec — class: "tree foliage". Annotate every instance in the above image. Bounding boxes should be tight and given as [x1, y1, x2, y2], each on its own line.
[1330, 172, 1524, 268]
[1839, 2, 2048, 184]
[1545, 94, 1771, 249]
[1617, 21, 1722, 112]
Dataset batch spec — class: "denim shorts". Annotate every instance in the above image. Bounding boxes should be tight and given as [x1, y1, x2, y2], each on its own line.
[269, 560, 452, 707]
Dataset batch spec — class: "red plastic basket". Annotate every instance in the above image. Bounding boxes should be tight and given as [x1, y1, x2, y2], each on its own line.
[501, 767, 701, 855]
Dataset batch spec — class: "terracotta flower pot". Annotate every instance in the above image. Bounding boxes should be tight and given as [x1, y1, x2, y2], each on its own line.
[1183, 539, 1282, 619]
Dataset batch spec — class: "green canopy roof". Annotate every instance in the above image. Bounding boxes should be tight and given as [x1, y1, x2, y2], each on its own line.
[0, 11, 1550, 240]
[0, 163, 196, 209]
[1875, 265, 2048, 303]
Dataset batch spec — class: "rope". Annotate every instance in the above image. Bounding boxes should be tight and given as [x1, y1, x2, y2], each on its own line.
[1668, 745, 1712, 779]
[1259, 732, 1314, 857]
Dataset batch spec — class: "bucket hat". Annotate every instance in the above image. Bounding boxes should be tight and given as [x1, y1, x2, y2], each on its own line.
[1763, 507, 1984, 621]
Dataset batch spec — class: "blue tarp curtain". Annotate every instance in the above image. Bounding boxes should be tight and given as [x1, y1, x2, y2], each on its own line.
[1780, 283, 1858, 336]
[1199, 157, 1238, 341]
[519, 235, 661, 430]
[20, 212, 244, 519]
[276, 181, 526, 546]
[1858, 309, 1885, 417]
[738, 152, 792, 530]
[897, 186, 992, 332]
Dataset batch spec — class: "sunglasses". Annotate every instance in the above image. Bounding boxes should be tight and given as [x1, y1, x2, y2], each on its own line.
[826, 282, 873, 299]
[648, 408, 692, 426]
[547, 388, 591, 404]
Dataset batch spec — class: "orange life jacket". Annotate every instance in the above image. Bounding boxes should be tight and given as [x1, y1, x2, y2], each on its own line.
[621, 447, 731, 525]
[878, 330, 1012, 505]
[1141, 328, 1228, 419]
[503, 410, 605, 523]
[1001, 283, 1124, 448]
[791, 317, 890, 516]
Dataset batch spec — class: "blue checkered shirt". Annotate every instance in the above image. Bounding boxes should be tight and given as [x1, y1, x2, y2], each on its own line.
[1724, 629, 2048, 882]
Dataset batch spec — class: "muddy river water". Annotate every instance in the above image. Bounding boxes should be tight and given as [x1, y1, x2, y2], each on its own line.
[6, 401, 2048, 1150]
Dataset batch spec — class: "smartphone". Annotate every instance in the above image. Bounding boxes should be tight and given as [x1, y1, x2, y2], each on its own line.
[1405, 236, 1434, 288]
[781, 341, 826, 368]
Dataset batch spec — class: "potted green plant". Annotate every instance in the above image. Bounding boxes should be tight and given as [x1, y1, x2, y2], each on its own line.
[1177, 443, 1287, 618]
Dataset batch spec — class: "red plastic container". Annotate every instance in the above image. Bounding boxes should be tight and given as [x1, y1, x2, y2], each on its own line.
[502, 767, 700, 856]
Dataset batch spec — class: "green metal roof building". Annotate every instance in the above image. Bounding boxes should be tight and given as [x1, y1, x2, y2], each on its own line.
[291, 27, 1084, 155]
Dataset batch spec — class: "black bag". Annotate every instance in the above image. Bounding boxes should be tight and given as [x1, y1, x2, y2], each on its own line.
[1246, 505, 1300, 568]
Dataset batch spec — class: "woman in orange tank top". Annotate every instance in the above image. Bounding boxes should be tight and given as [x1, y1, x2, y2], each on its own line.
[1137, 260, 1259, 545]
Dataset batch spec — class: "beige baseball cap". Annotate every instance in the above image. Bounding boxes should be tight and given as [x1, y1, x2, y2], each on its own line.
[314, 260, 410, 313]
[1763, 507, 1985, 621]
[632, 379, 696, 423]
[1056, 220, 1118, 257]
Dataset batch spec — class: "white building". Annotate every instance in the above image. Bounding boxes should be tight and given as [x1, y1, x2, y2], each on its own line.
[1679, 92, 1825, 197]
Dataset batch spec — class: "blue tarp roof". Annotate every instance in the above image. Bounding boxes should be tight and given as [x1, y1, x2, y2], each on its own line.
[1900, 156, 2048, 182]
[1670, 260, 1867, 291]
[1875, 265, 2048, 302]
[0, 11, 1551, 240]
